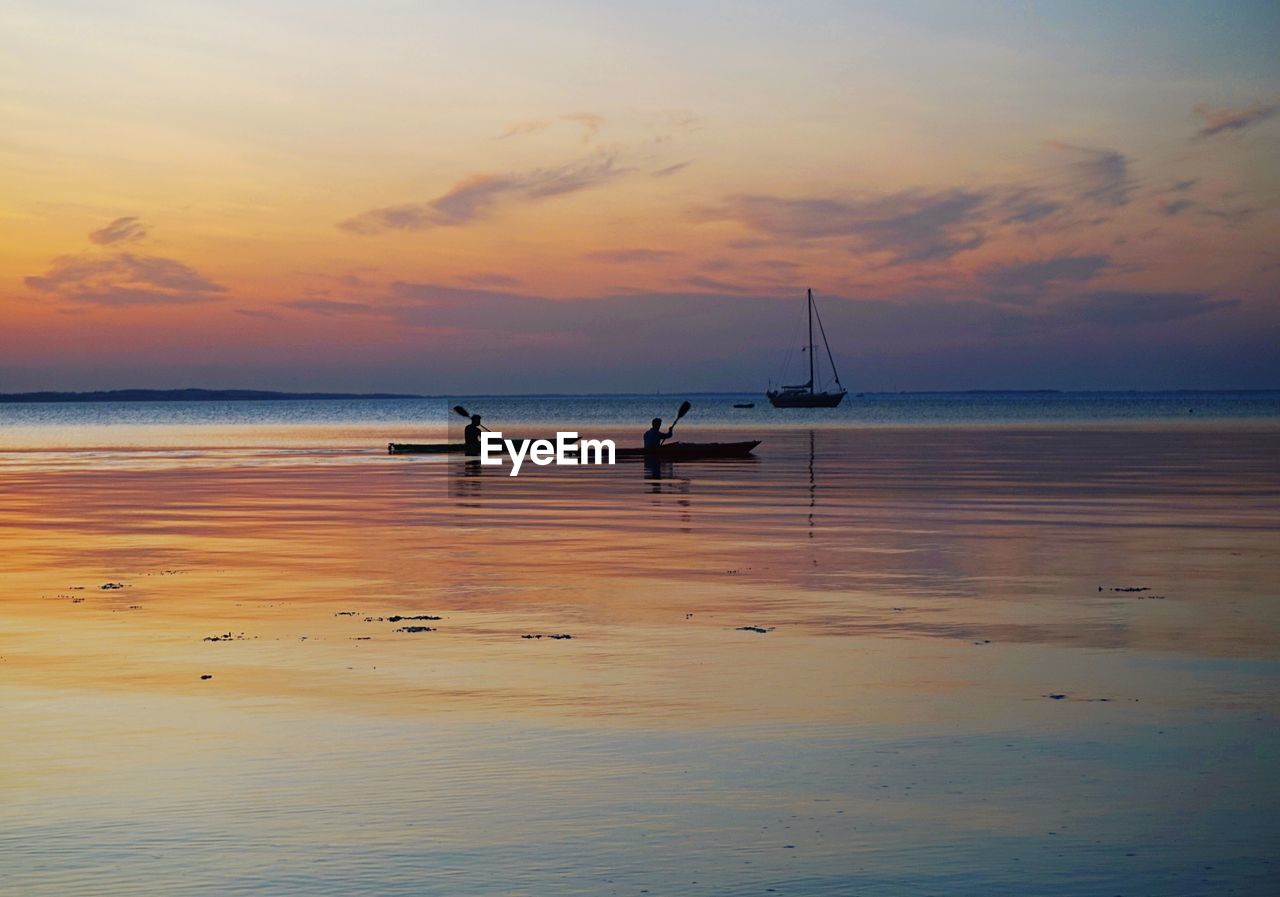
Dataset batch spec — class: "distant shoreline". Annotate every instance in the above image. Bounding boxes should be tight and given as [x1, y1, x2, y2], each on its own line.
[1, 387, 1276, 404]
[0, 389, 425, 404]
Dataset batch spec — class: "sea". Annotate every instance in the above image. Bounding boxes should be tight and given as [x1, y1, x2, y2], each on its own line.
[1, 389, 1278, 452]
[2, 390, 1277, 896]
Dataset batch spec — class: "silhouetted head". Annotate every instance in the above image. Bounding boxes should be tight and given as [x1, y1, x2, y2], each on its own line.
[651, 417, 662, 428]
[471, 414, 481, 424]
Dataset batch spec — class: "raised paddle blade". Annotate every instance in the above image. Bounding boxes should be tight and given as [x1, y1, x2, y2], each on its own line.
[669, 399, 692, 432]
[452, 405, 472, 418]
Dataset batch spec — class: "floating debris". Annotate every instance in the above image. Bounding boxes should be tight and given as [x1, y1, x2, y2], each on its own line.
[365, 614, 441, 622]
[1045, 693, 1067, 700]
[395, 626, 436, 633]
[736, 626, 775, 634]
[334, 611, 357, 616]
[200, 674, 213, 680]
[100, 582, 125, 590]
[203, 632, 250, 642]
[522, 633, 573, 640]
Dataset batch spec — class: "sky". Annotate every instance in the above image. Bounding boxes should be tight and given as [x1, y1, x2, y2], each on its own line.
[2, 0, 1278, 393]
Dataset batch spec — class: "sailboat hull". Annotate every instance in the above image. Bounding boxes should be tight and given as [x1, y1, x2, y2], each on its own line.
[766, 390, 846, 408]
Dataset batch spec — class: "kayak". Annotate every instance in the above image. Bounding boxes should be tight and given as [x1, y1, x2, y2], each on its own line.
[387, 439, 761, 459]
[616, 440, 761, 460]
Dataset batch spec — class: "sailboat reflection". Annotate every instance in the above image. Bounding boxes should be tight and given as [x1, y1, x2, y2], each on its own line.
[807, 429, 816, 536]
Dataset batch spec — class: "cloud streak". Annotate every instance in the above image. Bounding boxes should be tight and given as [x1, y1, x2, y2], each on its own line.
[652, 161, 692, 178]
[496, 112, 603, 142]
[981, 254, 1110, 294]
[584, 248, 676, 264]
[703, 190, 989, 264]
[1057, 291, 1237, 326]
[88, 216, 148, 245]
[1194, 101, 1279, 138]
[339, 153, 627, 234]
[284, 299, 377, 315]
[25, 253, 226, 306]
[1051, 143, 1133, 207]
[495, 117, 553, 139]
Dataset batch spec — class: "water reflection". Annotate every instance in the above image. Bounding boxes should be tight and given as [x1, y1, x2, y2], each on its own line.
[2, 424, 1278, 896]
[808, 429, 816, 536]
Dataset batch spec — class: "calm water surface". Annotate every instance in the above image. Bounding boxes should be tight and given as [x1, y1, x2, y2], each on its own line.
[1, 396, 1277, 895]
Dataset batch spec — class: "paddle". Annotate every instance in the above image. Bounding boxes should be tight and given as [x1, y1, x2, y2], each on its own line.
[669, 400, 692, 434]
[452, 404, 492, 432]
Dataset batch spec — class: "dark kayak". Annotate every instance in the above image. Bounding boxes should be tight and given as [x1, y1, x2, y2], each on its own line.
[388, 439, 760, 459]
[388, 442, 464, 454]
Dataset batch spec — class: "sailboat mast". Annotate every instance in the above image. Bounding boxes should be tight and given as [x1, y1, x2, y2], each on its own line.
[807, 288, 815, 394]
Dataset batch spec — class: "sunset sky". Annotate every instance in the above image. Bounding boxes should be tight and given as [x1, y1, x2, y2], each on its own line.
[2, 0, 1278, 392]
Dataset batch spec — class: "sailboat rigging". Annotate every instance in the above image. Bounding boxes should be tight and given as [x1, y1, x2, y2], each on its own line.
[767, 289, 848, 408]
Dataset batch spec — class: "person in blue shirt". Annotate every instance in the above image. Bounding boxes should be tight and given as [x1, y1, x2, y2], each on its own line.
[643, 417, 673, 450]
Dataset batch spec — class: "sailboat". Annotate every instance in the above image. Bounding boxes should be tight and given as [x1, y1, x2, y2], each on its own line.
[766, 288, 848, 408]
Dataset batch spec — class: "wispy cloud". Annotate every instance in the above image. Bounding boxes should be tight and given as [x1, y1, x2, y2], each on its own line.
[1158, 198, 1195, 216]
[25, 253, 226, 306]
[584, 248, 676, 264]
[284, 299, 376, 315]
[459, 272, 521, 288]
[1051, 143, 1133, 207]
[561, 112, 603, 142]
[663, 110, 703, 133]
[981, 254, 1110, 294]
[339, 152, 627, 234]
[495, 117, 553, 139]
[1057, 290, 1236, 326]
[703, 189, 988, 264]
[1000, 192, 1062, 225]
[652, 160, 693, 178]
[1204, 206, 1259, 226]
[682, 274, 756, 294]
[496, 112, 603, 142]
[88, 216, 148, 245]
[1193, 101, 1279, 138]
